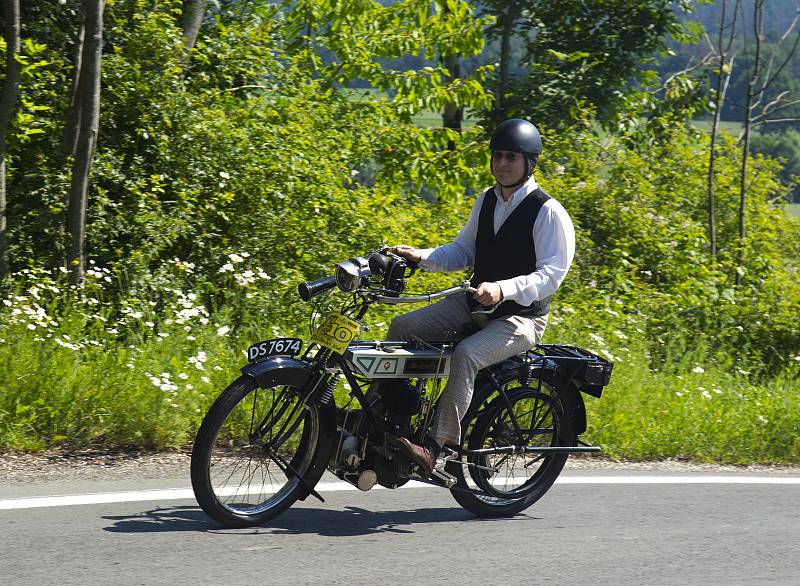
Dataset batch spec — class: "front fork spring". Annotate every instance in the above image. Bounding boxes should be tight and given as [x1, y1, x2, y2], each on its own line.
[318, 374, 339, 405]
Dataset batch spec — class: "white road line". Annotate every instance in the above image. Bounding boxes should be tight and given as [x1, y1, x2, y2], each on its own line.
[1, 475, 798, 510]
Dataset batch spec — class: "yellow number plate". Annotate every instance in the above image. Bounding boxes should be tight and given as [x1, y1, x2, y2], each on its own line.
[311, 313, 360, 354]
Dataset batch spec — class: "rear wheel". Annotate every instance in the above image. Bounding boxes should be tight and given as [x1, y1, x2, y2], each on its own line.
[450, 370, 576, 517]
[191, 373, 329, 528]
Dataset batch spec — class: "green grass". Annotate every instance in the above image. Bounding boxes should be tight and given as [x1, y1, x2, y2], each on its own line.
[582, 354, 800, 464]
[344, 88, 478, 129]
[692, 119, 745, 135]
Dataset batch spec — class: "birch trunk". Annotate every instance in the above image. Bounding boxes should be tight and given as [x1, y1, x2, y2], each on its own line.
[62, 23, 85, 158]
[736, 0, 763, 286]
[66, 0, 104, 286]
[707, 0, 740, 260]
[181, 0, 208, 52]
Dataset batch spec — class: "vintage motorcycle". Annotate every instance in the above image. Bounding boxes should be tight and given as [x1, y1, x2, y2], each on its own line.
[190, 248, 613, 528]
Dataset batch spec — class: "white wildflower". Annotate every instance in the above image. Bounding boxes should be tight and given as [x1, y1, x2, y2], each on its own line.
[701, 390, 711, 399]
[189, 350, 208, 370]
[217, 326, 230, 336]
[201, 376, 211, 384]
[219, 263, 234, 273]
[588, 333, 605, 345]
[228, 253, 244, 263]
[692, 366, 705, 374]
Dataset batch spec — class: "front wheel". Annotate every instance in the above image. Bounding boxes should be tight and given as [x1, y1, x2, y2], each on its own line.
[450, 371, 577, 517]
[191, 373, 332, 528]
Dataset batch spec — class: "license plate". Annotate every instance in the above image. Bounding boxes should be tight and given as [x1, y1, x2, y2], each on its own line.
[247, 338, 303, 363]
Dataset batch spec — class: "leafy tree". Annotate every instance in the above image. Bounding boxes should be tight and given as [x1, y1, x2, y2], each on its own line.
[750, 127, 800, 201]
[478, 0, 682, 131]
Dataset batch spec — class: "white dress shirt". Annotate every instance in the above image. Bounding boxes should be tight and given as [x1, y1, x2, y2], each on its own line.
[418, 177, 575, 305]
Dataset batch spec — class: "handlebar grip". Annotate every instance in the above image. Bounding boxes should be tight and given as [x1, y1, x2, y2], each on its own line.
[298, 276, 337, 302]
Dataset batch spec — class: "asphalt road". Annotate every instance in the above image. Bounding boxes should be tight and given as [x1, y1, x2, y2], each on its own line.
[1, 469, 799, 586]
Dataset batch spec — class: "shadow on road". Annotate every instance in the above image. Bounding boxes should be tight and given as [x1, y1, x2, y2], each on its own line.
[103, 504, 534, 536]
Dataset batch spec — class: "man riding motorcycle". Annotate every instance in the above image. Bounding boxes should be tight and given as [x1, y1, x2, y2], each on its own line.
[389, 119, 576, 475]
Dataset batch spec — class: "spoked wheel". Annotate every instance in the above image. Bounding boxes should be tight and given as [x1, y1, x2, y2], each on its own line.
[191, 374, 331, 528]
[450, 371, 577, 517]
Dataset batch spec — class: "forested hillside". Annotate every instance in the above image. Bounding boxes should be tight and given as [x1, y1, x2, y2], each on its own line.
[0, 0, 798, 461]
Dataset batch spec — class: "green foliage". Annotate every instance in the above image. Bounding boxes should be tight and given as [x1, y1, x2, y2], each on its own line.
[480, 0, 681, 131]
[750, 128, 800, 201]
[541, 124, 800, 375]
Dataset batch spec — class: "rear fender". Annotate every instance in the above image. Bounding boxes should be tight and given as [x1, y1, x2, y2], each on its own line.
[470, 361, 588, 435]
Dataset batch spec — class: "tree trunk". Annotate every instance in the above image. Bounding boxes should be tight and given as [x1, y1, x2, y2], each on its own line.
[66, 0, 104, 287]
[181, 0, 208, 52]
[440, 2, 461, 150]
[736, 0, 763, 286]
[707, 0, 740, 260]
[62, 22, 85, 158]
[0, 0, 22, 280]
[496, 1, 519, 123]
[442, 52, 462, 148]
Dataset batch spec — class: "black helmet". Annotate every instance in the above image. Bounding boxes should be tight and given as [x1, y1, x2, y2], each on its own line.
[489, 119, 542, 156]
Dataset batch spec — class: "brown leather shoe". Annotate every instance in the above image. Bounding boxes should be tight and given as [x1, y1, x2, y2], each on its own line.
[394, 437, 435, 477]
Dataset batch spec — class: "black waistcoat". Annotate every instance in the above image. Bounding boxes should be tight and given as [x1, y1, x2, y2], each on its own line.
[468, 186, 552, 319]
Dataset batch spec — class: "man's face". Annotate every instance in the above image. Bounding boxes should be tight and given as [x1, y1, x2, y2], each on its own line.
[491, 150, 526, 187]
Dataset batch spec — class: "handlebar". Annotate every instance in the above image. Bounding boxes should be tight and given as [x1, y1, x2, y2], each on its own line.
[298, 276, 337, 302]
[298, 274, 498, 314]
[369, 281, 477, 305]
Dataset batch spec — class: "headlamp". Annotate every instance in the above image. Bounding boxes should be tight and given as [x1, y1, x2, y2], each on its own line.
[335, 257, 370, 292]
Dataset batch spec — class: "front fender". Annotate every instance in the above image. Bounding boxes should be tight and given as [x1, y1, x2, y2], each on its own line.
[241, 356, 337, 502]
[240, 355, 313, 388]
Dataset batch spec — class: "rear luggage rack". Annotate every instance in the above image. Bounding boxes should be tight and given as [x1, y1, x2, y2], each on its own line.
[529, 344, 614, 397]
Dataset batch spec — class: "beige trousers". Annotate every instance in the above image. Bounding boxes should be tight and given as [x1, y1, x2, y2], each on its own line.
[387, 294, 548, 444]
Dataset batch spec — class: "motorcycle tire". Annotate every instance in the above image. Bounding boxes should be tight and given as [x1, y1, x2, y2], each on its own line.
[191, 373, 332, 528]
[449, 369, 577, 517]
